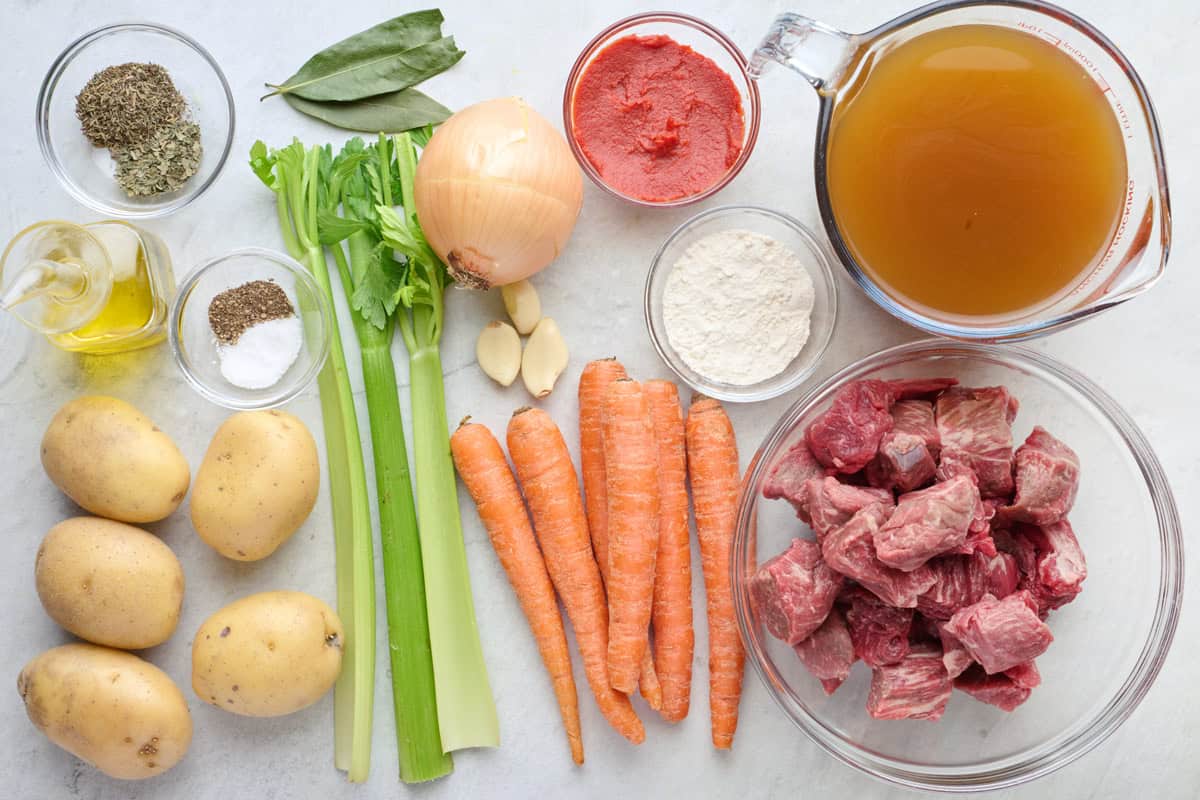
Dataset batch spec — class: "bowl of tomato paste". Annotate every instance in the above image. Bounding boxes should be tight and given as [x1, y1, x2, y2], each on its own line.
[564, 13, 761, 207]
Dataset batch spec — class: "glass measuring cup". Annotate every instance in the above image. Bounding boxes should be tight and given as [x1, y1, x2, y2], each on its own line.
[750, 0, 1170, 341]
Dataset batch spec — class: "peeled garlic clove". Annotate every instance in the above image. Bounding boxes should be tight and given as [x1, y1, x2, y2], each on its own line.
[501, 280, 542, 335]
[476, 321, 522, 387]
[521, 317, 569, 399]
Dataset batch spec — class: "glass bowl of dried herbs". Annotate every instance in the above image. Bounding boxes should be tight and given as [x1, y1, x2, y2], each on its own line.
[37, 22, 235, 218]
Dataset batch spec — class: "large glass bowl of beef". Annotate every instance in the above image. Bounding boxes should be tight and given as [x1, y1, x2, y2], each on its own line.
[731, 339, 1182, 792]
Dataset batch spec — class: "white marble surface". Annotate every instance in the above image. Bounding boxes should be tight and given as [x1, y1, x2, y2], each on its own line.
[1, 0, 1196, 797]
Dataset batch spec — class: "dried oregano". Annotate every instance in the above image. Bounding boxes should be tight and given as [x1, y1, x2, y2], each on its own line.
[75, 63, 185, 148]
[112, 120, 203, 197]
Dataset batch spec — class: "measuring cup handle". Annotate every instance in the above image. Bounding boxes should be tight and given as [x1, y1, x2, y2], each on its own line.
[748, 13, 855, 89]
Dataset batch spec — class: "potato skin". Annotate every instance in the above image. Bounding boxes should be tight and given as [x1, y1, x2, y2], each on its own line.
[18, 643, 193, 780]
[190, 410, 319, 561]
[41, 396, 190, 523]
[192, 591, 343, 717]
[35, 517, 184, 649]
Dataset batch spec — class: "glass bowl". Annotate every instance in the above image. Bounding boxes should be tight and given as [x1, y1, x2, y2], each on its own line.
[36, 22, 235, 218]
[562, 12, 761, 207]
[732, 339, 1183, 791]
[644, 205, 838, 403]
[169, 248, 331, 410]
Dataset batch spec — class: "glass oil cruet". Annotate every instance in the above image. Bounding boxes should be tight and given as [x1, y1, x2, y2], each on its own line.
[0, 220, 174, 354]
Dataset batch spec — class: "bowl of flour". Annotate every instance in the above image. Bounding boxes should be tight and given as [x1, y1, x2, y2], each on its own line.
[645, 205, 838, 402]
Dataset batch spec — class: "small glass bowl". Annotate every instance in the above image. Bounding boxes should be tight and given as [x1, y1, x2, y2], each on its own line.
[732, 339, 1184, 791]
[644, 205, 838, 403]
[169, 248, 331, 410]
[563, 12, 761, 207]
[37, 22, 235, 218]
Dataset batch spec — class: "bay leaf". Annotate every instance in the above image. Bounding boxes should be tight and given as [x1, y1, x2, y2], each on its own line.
[283, 88, 452, 133]
[268, 10, 464, 102]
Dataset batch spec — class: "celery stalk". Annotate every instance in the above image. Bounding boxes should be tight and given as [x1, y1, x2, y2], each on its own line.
[250, 141, 375, 782]
[382, 132, 499, 752]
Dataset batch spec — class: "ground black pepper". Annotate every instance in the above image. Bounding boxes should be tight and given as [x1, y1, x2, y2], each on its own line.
[208, 280, 295, 345]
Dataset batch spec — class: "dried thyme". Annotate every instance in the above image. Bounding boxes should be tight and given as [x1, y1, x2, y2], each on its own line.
[75, 63, 185, 148]
[112, 120, 203, 197]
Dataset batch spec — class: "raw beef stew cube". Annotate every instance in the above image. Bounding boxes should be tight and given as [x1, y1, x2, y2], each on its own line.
[874, 475, 982, 571]
[793, 607, 856, 694]
[943, 591, 1053, 674]
[935, 386, 1019, 498]
[763, 439, 826, 521]
[750, 538, 843, 645]
[1000, 426, 1080, 526]
[867, 643, 953, 721]
[844, 587, 913, 667]
[821, 504, 936, 608]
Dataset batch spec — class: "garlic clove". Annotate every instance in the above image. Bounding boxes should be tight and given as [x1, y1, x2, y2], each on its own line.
[476, 320, 522, 387]
[521, 317, 569, 399]
[501, 279, 542, 335]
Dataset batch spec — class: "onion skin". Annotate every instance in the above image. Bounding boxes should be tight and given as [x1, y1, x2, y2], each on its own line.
[415, 97, 583, 289]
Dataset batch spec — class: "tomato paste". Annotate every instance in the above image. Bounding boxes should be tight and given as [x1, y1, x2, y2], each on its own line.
[572, 34, 746, 203]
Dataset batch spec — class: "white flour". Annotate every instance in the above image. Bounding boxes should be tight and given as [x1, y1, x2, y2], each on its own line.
[662, 229, 815, 386]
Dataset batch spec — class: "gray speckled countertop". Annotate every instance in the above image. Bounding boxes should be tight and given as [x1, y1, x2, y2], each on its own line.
[1, 0, 1196, 798]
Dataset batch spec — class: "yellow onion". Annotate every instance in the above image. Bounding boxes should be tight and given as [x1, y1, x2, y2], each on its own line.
[415, 97, 583, 289]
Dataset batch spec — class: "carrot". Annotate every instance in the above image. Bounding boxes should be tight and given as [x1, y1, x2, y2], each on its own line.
[578, 358, 628, 585]
[645, 380, 694, 723]
[685, 397, 745, 749]
[603, 379, 661, 695]
[507, 408, 645, 745]
[638, 648, 662, 711]
[450, 421, 584, 765]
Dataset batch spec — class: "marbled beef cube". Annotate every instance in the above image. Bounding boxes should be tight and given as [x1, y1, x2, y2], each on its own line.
[750, 538, 843, 645]
[867, 400, 941, 492]
[954, 660, 1041, 711]
[874, 475, 983, 571]
[918, 548, 1019, 621]
[843, 586, 913, 667]
[866, 643, 953, 721]
[935, 386, 1019, 498]
[763, 439, 826, 522]
[937, 622, 974, 679]
[802, 476, 894, 543]
[943, 591, 1053, 674]
[793, 607, 856, 695]
[822, 504, 936, 608]
[1001, 522, 1087, 614]
[1000, 427, 1080, 526]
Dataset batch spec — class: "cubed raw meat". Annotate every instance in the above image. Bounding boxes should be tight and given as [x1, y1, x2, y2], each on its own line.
[874, 475, 983, 571]
[943, 591, 1053, 674]
[867, 643, 953, 721]
[763, 439, 826, 522]
[954, 661, 1041, 711]
[843, 586, 913, 667]
[806, 379, 957, 474]
[793, 607, 855, 694]
[867, 400, 940, 492]
[947, 498, 1001, 556]
[1001, 522, 1087, 614]
[750, 538, 843, 645]
[935, 386, 1019, 498]
[1000, 427, 1080, 526]
[802, 476, 894, 542]
[822, 504, 937, 608]
[919, 549, 1019, 621]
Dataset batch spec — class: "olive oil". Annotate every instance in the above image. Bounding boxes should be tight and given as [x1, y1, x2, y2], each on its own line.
[0, 220, 174, 354]
[827, 24, 1128, 318]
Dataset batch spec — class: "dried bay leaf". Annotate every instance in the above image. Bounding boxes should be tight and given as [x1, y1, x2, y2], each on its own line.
[282, 88, 452, 133]
[266, 10, 464, 102]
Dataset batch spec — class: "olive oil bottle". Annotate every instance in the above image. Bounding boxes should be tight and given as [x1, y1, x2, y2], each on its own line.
[0, 220, 174, 354]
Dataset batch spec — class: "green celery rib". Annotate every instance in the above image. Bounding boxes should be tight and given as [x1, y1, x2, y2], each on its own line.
[344, 232, 452, 782]
[301, 240, 376, 783]
[409, 341, 500, 751]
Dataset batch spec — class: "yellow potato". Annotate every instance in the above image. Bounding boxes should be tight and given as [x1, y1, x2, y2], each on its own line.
[190, 410, 319, 561]
[41, 396, 190, 524]
[35, 517, 184, 649]
[18, 643, 192, 780]
[192, 590, 343, 717]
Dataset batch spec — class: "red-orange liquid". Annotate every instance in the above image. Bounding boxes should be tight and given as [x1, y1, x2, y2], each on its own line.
[828, 24, 1127, 317]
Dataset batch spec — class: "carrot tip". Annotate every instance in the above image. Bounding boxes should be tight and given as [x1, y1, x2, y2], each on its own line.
[457, 415, 472, 428]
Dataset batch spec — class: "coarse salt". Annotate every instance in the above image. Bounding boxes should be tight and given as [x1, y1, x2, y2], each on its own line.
[218, 316, 304, 390]
[662, 228, 815, 386]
